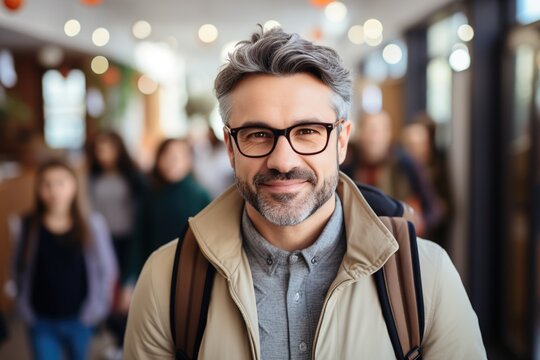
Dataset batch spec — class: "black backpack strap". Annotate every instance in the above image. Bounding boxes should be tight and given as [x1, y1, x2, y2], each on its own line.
[375, 217, 424, 360]
[170, 224, 215, 360]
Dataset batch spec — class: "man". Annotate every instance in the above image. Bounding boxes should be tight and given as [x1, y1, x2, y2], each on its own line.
[124, 28, 486, 359]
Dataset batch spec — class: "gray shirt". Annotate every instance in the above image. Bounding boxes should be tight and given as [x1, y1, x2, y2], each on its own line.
[242, 196, 346, 360]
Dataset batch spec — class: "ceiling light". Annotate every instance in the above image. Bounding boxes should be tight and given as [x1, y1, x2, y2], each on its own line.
[64, 19, 81, 37]
[263, 20, 281, 31]
[457, 24, 474, 42]
[198, 24, 219, 44]
[91, 56, 109, 74]
[324, 1, 348, 23]
[363, 18, 383, 39]
[348, 25, 364, 45]
[92, 27, 110, 47]
[383, 44, 403, 64]
[133, 21, 152, 40]
[365, 34, 383, 47]
[449, 47, 471, 72]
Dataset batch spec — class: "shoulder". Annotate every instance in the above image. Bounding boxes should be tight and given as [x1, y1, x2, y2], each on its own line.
[125, 239, 179, 356]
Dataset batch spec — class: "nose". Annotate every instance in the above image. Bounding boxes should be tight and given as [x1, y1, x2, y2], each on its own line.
[265, 135, 302, 173]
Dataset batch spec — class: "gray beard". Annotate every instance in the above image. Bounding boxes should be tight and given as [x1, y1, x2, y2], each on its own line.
[235, 168, 339, 226]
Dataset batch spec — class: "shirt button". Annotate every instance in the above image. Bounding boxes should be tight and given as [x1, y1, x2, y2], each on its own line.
[266, 257, 273, 266]
[290, 254, 299, 264]
[299, 341, 307, 352]
[294, 292, 300, 302]
[311, 256, 318, 265]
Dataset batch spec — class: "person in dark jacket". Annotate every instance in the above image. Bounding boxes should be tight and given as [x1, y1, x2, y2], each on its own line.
[13, 159, 117, 360]
[129, 138, 211, 281]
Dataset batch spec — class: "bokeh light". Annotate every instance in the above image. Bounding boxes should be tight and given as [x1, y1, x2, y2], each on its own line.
[457, 24, 474, 42]
[198, 24, 219, 44]
[138, 75, 159, 95]
[382, 44, 403, 64]
[324, 1, 348, 22]
[363, 18, 383, 40]
[348, 25, 364, 45]
[64, 19, 81, 37]
[91, 55, 109, 74]
[133, 21, 152, 40]
[263, 20, 281, 32]
[92, 27, 110, 47]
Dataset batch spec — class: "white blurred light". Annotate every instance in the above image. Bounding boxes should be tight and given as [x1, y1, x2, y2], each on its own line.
[64, 19, 81, 37]
[324, 1, 348, 22]
[457, 24, 474, 42]
[364, 18, 383, 39]
[198, 24, 219, 44]
[382, 44, 403, 64]
[135, 42, 181, 83]
[86, 87, 105, 118]
[263, 20, 281, 31]
[348, 25, 364, 44]
[92, 27, 110, 47]
[133, 21, 152, 40]
[138, 75, 158, 95]
[221, 41, 239, 63]
[449, 47, 471, 72]
[91, 56, 109, 74]
[362, 85, 383, 114]
[365, 34, 383, 47]
[38, 46, 64, 67]
[0, 50, 17, 88]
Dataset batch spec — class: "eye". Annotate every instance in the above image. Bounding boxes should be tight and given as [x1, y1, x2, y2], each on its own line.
[293, 126, 323, 136]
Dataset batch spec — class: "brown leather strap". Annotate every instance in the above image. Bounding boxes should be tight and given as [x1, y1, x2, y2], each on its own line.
[174, 228, 211, 359]
[379, 217, 421, 357]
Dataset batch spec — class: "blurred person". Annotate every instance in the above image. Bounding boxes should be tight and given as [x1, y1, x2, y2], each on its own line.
[402, 113, 452, 247]
[129, 138, 211, 279]
[12, 159, 117, 360]
[193, 126, 234, 198]
[86, 130, 147, 356]
[125, 28, 485, 359]
[342, 111, 441, 237]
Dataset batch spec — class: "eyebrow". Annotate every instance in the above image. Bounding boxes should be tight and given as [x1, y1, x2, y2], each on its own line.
[239, 117, 327, 128]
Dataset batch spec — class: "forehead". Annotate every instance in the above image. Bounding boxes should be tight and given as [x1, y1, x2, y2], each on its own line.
[228, 73, 336, 128]
[41, 167, 74, 181]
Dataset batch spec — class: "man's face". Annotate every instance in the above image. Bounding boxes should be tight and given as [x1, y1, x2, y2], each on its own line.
[224, 73, 351, 226]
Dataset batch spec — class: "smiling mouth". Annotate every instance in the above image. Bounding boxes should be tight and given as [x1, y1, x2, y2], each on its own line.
[260, 180, 308, 193]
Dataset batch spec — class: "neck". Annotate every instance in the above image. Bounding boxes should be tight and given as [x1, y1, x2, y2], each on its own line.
[43, 210, 72, 234]
[246, 193, 336, 252]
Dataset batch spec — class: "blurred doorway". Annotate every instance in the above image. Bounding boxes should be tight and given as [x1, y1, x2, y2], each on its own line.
[502, 22, 540, 360]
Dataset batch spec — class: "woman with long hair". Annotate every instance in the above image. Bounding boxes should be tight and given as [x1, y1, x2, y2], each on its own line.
[86, 130, 146, 356]
[13, 159, 117, 360]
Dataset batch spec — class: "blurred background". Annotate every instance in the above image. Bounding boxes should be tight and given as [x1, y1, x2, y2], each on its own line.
[0, 0, 538, 359]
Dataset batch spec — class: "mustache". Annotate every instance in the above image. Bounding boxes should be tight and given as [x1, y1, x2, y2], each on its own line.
[253, 168, 317, 187]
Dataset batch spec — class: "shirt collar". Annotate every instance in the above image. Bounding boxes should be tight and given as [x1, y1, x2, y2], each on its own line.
[241, 196, 344, 275]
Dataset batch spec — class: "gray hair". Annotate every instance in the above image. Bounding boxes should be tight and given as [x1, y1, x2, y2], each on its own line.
[214, 27, 352, 124]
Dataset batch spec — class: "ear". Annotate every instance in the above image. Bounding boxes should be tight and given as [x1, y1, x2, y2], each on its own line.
[223, 128, 236, 168]
[337, 120, 351, 165]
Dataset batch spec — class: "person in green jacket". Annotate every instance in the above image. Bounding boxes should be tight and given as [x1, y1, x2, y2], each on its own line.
[129, 138, 211, 282]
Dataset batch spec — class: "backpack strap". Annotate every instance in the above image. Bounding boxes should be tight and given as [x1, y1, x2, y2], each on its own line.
[375, 217, 425, 360]
[170, 225, 215, 360]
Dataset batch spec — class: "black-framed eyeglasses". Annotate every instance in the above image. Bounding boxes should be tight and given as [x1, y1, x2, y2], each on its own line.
[225, 119, 343, 158]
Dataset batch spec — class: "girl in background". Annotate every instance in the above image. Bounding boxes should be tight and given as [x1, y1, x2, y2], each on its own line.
[13, 159, 117, 360]
[86, 130, 146, 357]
